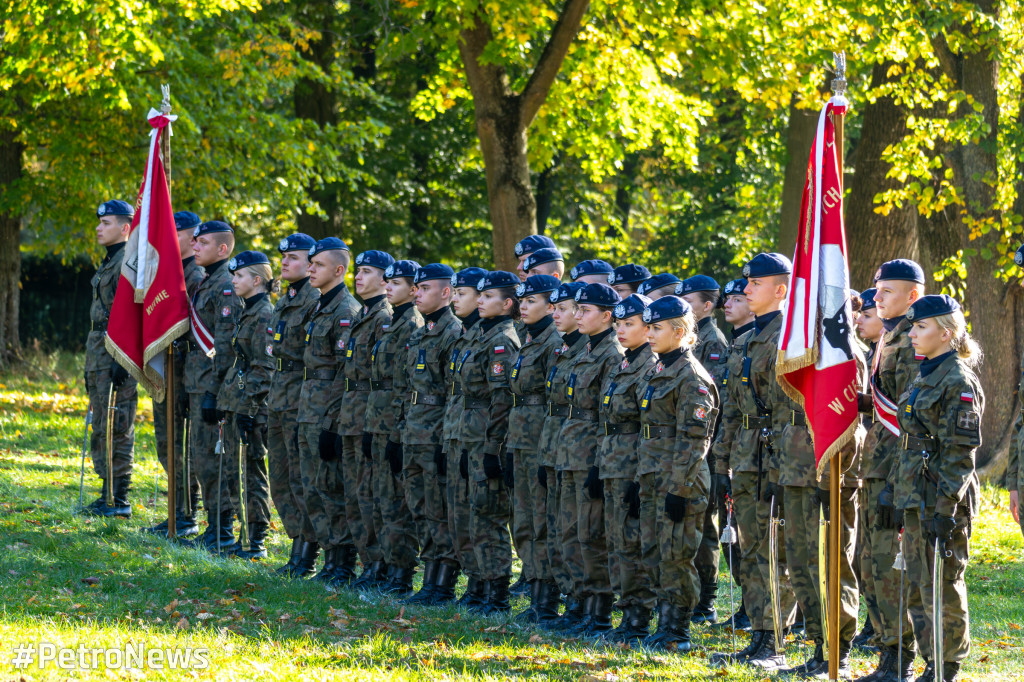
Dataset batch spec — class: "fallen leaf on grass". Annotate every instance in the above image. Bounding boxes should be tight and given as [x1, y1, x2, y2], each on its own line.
[175, 617, 188, 629]
[279, 613, 292, 622]
[483, 625, 508, 634]
[196, 612, 215, 621]
[164, 599, 179, 614]
[81, 576, 100, 585]
[529, 634, 544, 643]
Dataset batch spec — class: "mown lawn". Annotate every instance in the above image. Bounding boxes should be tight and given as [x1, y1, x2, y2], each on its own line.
[0, 352, 1021, 680]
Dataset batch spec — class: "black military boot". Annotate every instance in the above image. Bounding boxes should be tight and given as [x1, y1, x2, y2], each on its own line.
[643, 601, 673, 648]
[353, 560, 383, 590]
[534, 581, 562, 626]
[404, 561, 439, 604]
[235, 523, 268, 560]
[276, 537, 303, 575]
[564, 595, 596, 635]
[860, 646, 892, 682]
[709, 629, 766, 666]
[509, 572, 530, 597]
[691, 582, 718, 625]
[429, 562, 460, 606]
[711, 601, 750, 631]
[456, 577, 487, 611]
[543, 596, 585, 631]
[480, 576, 511, 615]
[746, 630, 787, 671]
[382, 566, 415, 598]
[98, 476, 132, 518]
[577, 593, 614, 637]
[292, 540, 320, 577]
[646, 604, 692, 652]
[779, 643, 824, 676]
[329, 545, 358, 587]
[873, 646, 916, 682]
[313, 547, 340, 582]
[941, 662, 960, 682]
[81, 480, 109, 516]
[853, 619, 877, 651]
[183, 509, 235, 552]
[805, 646, 850, 680]
[514, 580, 541, 623]
[604, 604, 652, 644]
[913, 661, 935, 682]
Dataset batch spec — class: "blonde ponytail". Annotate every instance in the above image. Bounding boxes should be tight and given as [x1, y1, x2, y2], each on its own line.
[935, 311, 983, 368]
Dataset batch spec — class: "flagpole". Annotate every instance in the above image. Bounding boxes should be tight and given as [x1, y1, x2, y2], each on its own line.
[160, 85, 177, 540]
[827, 52, 846, 682]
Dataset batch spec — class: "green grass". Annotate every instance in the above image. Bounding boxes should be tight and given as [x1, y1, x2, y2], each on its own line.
[0, 350, 1022, 680]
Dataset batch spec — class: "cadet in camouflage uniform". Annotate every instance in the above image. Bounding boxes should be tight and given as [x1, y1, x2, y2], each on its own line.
[598, 294, 656, 643]
[83, 200, 138, 518]
[709, 254, 798, 670]
[538, 281, 589, 630]
[521, 247, 565, 282]
[220, 251, 276, 560]
[181, 221, 244, 550]
[146, 211, 205, 536]
[445, 268, 486, 609]
[556, 283, 623, 636]
[636, 273, 681, 301]
[265, 233, 320, 577]
[635, 296, 720, 651]
[895, 295, 984, 682]
[456, 271, 521, 614]
[506, 274, 563, 622]
[675, 275, 729, 625]
[859, 260, 925, 682]
[400, 264, 463, 606]
[514, 234, 557, 281]
[569, 259, 614, 285]
[1011, 249, 1024, 539]
[608, 264, 651, 298]
[341, 250, 393, 590]
[295, 238, 361, 585]
[368, 260, 423, 596]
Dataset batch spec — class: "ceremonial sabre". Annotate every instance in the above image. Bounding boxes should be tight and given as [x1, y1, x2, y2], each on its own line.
[933, 534, 950, 682]
[768, 495, 785, 649]
[238, 430, 249, 551]
[818, 501, 829, 661]
[76, 406, 93, 512]
[893, 531, 907, 678]
[720, 494, 738, 654]
[105, 384, 117, 506]
[215, 422, 225, 555]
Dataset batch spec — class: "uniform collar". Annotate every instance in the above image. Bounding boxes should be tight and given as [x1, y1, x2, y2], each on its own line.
[103, 241, 126, 263]
[624, 342, 650, 364]
[563, 329, 583, 347]
[698, 316, 712, 331]
[731, 320, 754, 340]
[882, 315, 905, 333]
[460, 309, 481, 330]
[391, 301, 415, 323]
[481, 314, 511, 333]
[288, 276, 309, 293]
[920, 350, 955, 377]
[205, 258, 228, 276]
[589, 326, 614, 349]
[362, 293, 386, 310]
[753, 310, 781, 334]
[424, 305, 449, 324]
[242, 292, 267, 309]
[659, 347, 685, 369]
[526, 315, 554, 337]
[182, 255, 195, 268]
[319, 282, 346, 308]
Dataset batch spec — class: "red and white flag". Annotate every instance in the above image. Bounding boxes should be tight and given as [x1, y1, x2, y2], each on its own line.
[105, 108, 190, 402]
[776, 95, 860, 475]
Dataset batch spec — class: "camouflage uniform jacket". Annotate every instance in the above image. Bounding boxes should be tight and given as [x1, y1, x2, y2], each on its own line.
[506, 318, 562, 451]
[597, 343, 656, 480]
[710, 331, 747, 476]
[366, 304, 423, 437]
[539, 332, 589, 469]
[635, 350, 719, 495]
[297, 283, 361, 428]
[335, 296, 390, 436]
[267, 279, 320, 412]
[442, 317, 480, 445]
[456, 317, 520, 450]
[86, 244, 126, 373]
[403, 307, 462, 446]
[863, 317, 920, 481]
[219, 295, 274, 415]
[894, 354, 984, 517]
[695, 316, 729, 381]
[1007, 349, 1024, 491]
[559, 331, 624, 471]
[184, 262, 243, 395]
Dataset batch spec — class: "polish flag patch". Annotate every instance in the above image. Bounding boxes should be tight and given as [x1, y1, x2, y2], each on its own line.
[960, 392, 974, 403]
[494, 345, 506, 354]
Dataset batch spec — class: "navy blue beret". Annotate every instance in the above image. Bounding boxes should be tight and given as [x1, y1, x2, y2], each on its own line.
[1015, 244, 1024, 266]
[906, 294, 960, 322]
[516, 275, 561, 298]
[636, 273, 681, 296]
[860, 287, 877, 311]
[451, 267, 488, 289]
[354, 250, 394, 270]
[173, 211, 201, 231]
[515, 234, 556, 257]
[549, 282, 586, 304]
[523, 247, 564, 272]
[193, 220, 233, 238]
[309, 237, 350, 258]
[609, 264, 651, 286]
[97, 199, 134, 218]
[613, 294, 653, 320]
[477, 270, 520, 292]
[278, 233, 316, 254]
[642, 295, 692, 323]
[570, 259, 614, 281]
[228, 250, 270, 272]
[723, 278, 748, 296]
[676, 275, 721, 296]
[385, 260, 420, 280]
[575, 282, 621, 307]
[874, 258, 924, 284]
[743, 253, 792, 278]
[413, 263, 455, 284]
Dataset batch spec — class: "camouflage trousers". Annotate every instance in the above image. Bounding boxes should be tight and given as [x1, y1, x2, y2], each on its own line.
[530, 463, 551, 583]
[373, 434, 418, 570]
[557, 469, 586, 599]
[855, 486, 878, 634]
[861, 478, 915, 651]
[577, 469, 612, 598]
[696, 462, 721, 592]
[510, 447, 539, 581]
[605, 477, 646, 609]
[298, 423, 350, 549]
[266, 409, 309, 540]
[543, 466, 569, 592]
[446, 441, 478, 579]
[404, 443, 453, 564]
[187, 394, 236, 522]
[153, 394, 199, 516]
[904, 508, 971, 664]
[86, 370, 138, 481]
[222, 415, 272, 529]
[1017, 484, 1024, 539]
[340, 435, 377, 563]
[782, 485, 859, 646]
[467, 442, 512, 581]
[733, 471, 797, 632]
[639, 471, 705, 611]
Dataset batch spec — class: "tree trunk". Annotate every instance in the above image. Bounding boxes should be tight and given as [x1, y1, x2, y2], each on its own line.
[0, 128, 23, 365]
[845, 61, 919, 290]
[777, 95, 820, 257]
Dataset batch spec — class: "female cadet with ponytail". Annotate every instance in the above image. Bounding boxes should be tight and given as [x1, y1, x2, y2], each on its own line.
[896, 295, 984, 682]
[456, 271, 522, 614]
[635, 296, 719, 651]
[222, 251, 277, 560]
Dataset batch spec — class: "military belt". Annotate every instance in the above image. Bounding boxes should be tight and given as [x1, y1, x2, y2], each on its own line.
[410, 391, 445, 406]
[901, 433, 937, 453]
[303, 368, 337, 381]
[567, 406, 599, 422]
[276, 358, 303, 372]
[547, 403, 570, 418]
[742, 414, 769, 429]
[789, 410, 806, 427]
[603, 420, 640, 436]
[90, 320, 108, 333]
[642, 424, 676, 439]
[370, 379, 393, 391]
[463, 397, 490, 409]
[344, 378, 370, 392]
[511, 393, 546, 407]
